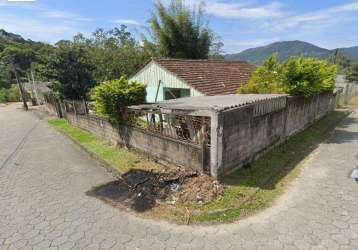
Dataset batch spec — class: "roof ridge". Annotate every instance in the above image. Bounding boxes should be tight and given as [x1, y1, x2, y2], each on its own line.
[153, 58, 254, 65]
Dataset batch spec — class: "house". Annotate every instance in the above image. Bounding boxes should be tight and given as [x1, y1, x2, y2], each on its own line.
[129, 58, 256, 102]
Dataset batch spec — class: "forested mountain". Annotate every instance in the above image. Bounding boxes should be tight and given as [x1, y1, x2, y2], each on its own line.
[226, 41, 358, 65]
[339, 46, 358, 61]
[0, 29, 24, 42]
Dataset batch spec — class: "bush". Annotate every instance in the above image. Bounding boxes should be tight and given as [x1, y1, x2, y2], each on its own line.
[91, 77, 146, 122]
[0, 85, 21, 103]
[282, 57, 336, 97]
[0, 89, 7, 103]
[347, 62, 358, 83]
[238, 55, 337, 97]
[238, 54, 285, 94]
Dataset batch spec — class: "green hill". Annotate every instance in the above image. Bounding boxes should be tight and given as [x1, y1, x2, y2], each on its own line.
[0, 29, 25, 43]
[226, 41, 358, 65]
[338, 46, 358, 61]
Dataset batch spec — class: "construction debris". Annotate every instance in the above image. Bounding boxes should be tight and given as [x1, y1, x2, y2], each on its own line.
[87, 167, 224, 213]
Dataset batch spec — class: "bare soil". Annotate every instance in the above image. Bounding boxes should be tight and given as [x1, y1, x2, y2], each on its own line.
[87, 167, 224, 213]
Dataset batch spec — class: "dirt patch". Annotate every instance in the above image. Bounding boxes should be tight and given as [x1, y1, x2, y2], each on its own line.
[87, 168, 224, 213]
[172, 174, 224, 204]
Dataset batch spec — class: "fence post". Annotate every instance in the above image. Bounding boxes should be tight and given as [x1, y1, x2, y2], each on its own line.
[82, 99, 88, 114]
[55, 98, 63, 118]
[73, 100, 77, 117]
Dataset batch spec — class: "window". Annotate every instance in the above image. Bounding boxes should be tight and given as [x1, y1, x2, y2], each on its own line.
[164, 88, 190, 100]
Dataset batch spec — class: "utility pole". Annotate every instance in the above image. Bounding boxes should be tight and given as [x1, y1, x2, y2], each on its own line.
[333, 49, 339, 65]
[26, 71, 37, 106]
[13, 65, 28, 111]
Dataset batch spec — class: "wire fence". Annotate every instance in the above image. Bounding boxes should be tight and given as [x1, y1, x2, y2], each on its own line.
[123, 109, 211, 145]
[56, 99, 211, 146]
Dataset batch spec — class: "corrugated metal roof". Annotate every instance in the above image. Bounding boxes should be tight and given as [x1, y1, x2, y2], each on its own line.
[129, 94, 288, 112]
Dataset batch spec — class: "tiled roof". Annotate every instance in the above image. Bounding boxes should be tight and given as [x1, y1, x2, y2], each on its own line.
[153, 59, 256, 96]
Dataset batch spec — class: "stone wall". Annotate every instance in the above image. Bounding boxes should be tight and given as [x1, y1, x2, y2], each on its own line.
[217, 92, 337, 175]
[66, 113, 205, 172]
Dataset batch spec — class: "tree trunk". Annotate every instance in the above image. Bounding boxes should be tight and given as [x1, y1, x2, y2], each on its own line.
[30, 69, 40, 105]
[14, 69, 28, 111]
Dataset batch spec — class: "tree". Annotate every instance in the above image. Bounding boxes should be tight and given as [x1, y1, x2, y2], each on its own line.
[0, 63, 12, 89]
[238, 54, 284, 94]
[89, 26, 150, 82]
[0, 46, 36, 110]
[147, 0, 213, 59]
[47, 42, 96, 100]
[238, 55, 337, 97]
[282, 57, 336, 97]
[0, 30, 52, 98]
[209, 40, 225, 60]
[327, 49, 351, 75]
[347, 62, 358, 83]
[0, 84, 21, 103]
[91, 77, 146, 123]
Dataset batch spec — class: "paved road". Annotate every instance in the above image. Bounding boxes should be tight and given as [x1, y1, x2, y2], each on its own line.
[1, 103, 358, 250]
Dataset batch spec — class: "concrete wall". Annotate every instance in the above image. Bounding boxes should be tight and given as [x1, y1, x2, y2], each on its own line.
[66, 113, 205, 172]
[47, 90, 348, 179]
[335, 75, 358, 105]
[216, 92, 337, 176]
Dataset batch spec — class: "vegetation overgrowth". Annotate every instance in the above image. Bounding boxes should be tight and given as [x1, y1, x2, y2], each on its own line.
[91, 77, 146, 123]
[238, 54, 337, 97]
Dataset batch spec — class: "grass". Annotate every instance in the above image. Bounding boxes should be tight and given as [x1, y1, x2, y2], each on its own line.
[186, 110, 349, 223]
[48, 111, 349, 224]
[48, 119, 160, 173]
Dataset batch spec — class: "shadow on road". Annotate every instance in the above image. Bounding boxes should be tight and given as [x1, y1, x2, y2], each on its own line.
[86, 169, 170, 212]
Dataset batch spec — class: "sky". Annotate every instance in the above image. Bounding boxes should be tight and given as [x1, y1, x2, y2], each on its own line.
[0, 0, 358, 53]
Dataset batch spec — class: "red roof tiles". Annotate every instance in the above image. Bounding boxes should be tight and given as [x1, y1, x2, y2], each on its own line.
[153, 59, 256, 96]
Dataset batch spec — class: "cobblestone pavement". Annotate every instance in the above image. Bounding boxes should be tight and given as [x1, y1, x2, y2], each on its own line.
[1, 103, 358, 250]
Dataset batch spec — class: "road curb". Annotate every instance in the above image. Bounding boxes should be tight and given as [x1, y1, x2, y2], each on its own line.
[53, 126, 123, 178]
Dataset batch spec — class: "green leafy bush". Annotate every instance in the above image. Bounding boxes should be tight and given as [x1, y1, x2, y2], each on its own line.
[347, 62, 358, 83]
[238, 54, 285, 94]
[0, 85, 20, 103]
[238, 55, 337, 97]
[91, 77, 146, 122]
[282, 57, 336, 97]
[0, 89, 7, 103]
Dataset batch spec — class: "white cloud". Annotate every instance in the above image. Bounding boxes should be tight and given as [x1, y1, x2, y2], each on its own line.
[113, 19, 143, 26]
[41, 10, 70, 18]
[0, 13, 79, 42]
[266, 1, 358, 31]
[226, 38, 279, 47]
[40, 10, 92, 22]
[205, 1, 285, 19]
[0, 1, 92, 43]
[165, 0, 286, 19]
[0, 0, 8, 6]
[0, 9, 90, 43]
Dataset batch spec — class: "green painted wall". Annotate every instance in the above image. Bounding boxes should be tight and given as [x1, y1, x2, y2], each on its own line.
[129, 61, 203, 102]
